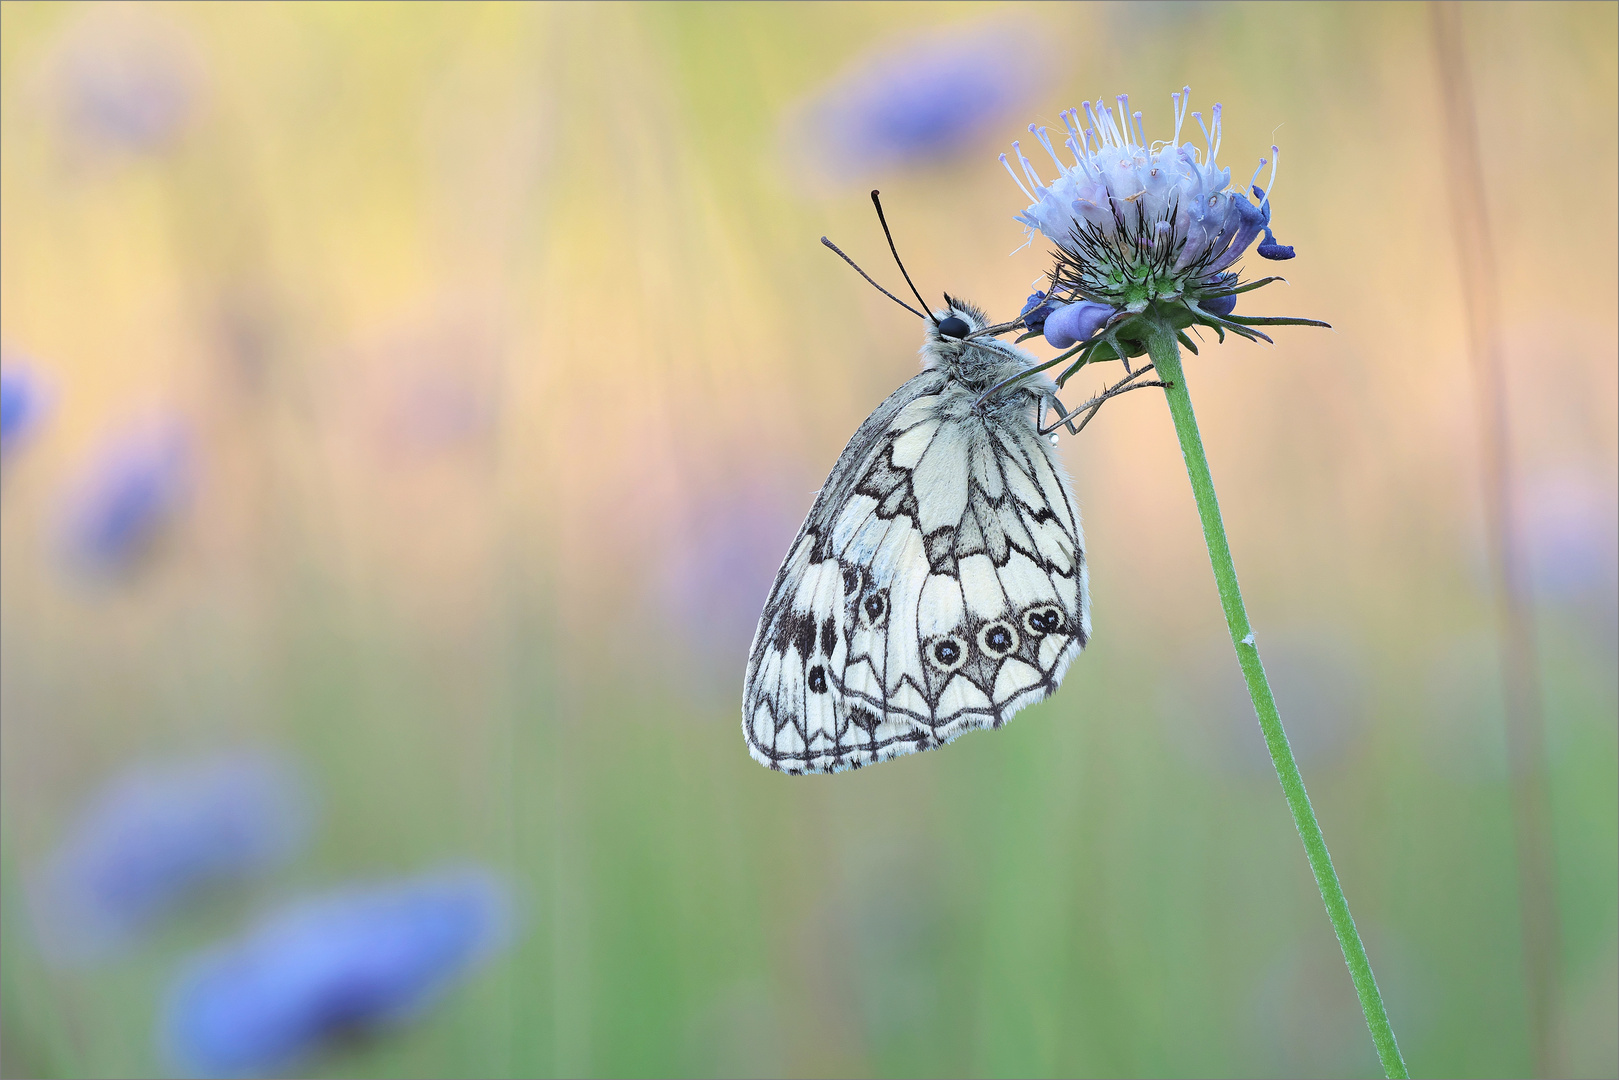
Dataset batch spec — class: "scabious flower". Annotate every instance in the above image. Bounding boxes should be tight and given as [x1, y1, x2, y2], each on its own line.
[162, 869, 509, 1077]
[1, 363, 50, 462]
[59, 414, 192, 577]
[30, 752, 311, 964]
[1002, 88, 1308, 357]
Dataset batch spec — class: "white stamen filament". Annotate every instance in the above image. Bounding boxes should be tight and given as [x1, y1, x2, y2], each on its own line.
[1032, 125, 1063, 170]
[1014, 143, 1044, 192]
[1000, 153, 1035, 202]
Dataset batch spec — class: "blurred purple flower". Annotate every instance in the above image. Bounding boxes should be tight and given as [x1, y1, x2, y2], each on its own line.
[1520, 467, 1618, 601]
[162, 869, 509, 1077]
[1, 363, 50, 461]
[60, 415, 193, 577]
[30, 752, 311, 964]
[792, 25, 1049, 178]
[54, 6, 202, 153]
[659, 479, 805, 674]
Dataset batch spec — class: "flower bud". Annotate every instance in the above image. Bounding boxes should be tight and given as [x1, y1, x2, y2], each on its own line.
[1043, 301, 1118, 349]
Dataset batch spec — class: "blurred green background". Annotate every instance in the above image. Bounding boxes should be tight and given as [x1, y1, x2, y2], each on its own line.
[2, 1, 1615, 1076]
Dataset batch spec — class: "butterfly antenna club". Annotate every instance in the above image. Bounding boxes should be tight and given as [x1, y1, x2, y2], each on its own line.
[870, 190, 938, 325]
[820, 236, 927, 320]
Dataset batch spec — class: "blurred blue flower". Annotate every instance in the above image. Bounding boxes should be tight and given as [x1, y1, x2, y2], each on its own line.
[54, 6, 202, 153]
[793, 25, 1049, 178]
[30, 752, 311, 964]
[59, 415, 193, 577]
[1, 363, 50, 462]
[162, 869, 509, 1077]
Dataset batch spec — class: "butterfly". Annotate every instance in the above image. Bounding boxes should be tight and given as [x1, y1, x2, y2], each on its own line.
[741, 195, 1149, 774]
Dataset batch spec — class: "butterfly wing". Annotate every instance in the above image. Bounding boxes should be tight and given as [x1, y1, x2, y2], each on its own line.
[743, 370, 1089, 773]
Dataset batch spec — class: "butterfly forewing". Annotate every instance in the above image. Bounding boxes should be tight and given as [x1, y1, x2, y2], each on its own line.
[743, 348, 1089, 774]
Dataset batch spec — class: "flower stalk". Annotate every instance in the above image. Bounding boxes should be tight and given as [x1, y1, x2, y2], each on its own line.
[1143, 320, 1408, 1079]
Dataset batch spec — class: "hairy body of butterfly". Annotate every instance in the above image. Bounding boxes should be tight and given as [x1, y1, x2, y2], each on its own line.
[743, 298, 1090, 774]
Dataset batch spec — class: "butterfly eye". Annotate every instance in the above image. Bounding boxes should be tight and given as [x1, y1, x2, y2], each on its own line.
[937, 315, 970, 339]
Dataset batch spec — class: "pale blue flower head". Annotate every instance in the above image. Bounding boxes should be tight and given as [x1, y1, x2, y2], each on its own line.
[161, 869, 509, 1077]
[30, 752, 312, 964]
[1003, 88, 1295, 321]
[60, 414, 192, 577]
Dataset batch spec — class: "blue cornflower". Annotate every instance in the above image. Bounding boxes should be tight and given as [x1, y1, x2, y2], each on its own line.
[30, 752, 311, 964]
[1003, 88, 1295, 322]
[162, 869, 510, 1077]
[1, 363, 49, 461]
[797, 26, 1047, 177]
[60, 415, 192, 577]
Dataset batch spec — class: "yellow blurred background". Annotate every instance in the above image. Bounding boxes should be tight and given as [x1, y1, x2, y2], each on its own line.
[1, 2, 1615, 1076]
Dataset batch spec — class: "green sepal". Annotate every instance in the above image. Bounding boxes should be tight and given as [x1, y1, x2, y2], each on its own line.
[1225, 315, 1333, 329]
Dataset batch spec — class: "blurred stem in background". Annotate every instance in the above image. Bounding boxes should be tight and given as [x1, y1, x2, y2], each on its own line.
[1429, 5, 1562, 1075]
[1142, 323, 1409, 1079]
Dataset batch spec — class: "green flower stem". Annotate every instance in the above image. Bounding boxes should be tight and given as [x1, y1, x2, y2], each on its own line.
[1143, 322, 1409, 1079]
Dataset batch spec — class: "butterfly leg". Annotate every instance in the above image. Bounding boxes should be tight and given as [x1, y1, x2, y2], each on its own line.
[1073, 366, 1168, 434]
[1037, 394, 1083, 437]
[1040, 365, 1167, 437]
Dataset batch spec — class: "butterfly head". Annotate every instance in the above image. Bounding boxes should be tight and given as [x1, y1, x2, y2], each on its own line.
[921, 296, 1038, 394]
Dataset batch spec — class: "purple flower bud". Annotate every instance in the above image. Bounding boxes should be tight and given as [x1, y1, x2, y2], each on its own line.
[1043, 301, 1118, 349]
[1202, 293, 1237, 318]
[1257, 226, 1295, 260]
[1019, 290, 1054, 333]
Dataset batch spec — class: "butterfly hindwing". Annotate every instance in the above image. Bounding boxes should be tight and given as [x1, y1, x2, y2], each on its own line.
[743, 364, 1089, 774]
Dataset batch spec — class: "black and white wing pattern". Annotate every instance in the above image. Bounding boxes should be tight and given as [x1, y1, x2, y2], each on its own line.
[742, 368, 1089, 773]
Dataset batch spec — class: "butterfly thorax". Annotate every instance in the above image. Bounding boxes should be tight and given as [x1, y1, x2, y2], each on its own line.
[919, 297, 1054, 413]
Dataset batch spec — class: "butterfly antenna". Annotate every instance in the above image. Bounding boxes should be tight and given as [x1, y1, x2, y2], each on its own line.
[870, 190, 938, 325]
[820, 237, 927, 320]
